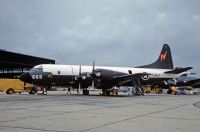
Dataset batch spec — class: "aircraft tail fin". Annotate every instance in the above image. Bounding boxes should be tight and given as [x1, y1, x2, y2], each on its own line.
[137, 44, 174, 69]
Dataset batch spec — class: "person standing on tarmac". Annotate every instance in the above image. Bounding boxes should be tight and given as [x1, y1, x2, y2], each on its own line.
[67, 87, 71, 94]
[77, 88, 80, 94]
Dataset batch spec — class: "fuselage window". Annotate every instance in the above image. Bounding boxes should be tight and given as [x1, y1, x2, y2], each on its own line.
[57, 70, 61, 74]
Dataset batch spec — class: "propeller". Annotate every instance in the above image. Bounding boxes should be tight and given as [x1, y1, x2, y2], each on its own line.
[75, 64, 94, 93]
[76, 61, 99, 90]
[91, 61, 95, 89]
[74, 65, 82, 93]
[78, 65, 81, 93]
[90, 61, 101, 77]
[90, 61, 95, 77]
[88, 61, 100, 89]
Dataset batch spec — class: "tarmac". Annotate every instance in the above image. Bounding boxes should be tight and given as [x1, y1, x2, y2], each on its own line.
[0, 91, 200, 132]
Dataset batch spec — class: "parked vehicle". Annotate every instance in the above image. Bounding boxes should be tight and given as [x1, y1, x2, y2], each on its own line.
[0, 79, 35, 94]
[176, 87, 193, 95]
[168, 86, 194, 95]
[144, 86, 163, 94]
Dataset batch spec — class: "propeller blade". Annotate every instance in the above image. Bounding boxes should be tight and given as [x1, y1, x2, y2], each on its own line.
[91, 61, 96, 88]
[92, 80, 94, 89]
[92, 61, 95, 73]
[78, 82, 81, 92]
[79, 65, 81, 76]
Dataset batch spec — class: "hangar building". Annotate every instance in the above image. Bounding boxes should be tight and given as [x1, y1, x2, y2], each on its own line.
[0, 49, 55, 78]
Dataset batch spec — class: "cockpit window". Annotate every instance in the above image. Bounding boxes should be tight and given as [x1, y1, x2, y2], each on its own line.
[30, 68, 43, 72]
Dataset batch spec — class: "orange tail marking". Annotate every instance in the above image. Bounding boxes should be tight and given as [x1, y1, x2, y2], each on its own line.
[160, 51, 167, 61]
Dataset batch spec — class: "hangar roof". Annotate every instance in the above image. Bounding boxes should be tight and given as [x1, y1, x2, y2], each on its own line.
[0, 49, 55, 69]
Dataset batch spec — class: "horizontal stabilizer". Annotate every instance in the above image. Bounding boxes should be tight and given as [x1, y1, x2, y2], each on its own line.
[165, 67, 192, 74]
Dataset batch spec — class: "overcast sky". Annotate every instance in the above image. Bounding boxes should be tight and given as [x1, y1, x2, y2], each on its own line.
[0, 0, 199, 75]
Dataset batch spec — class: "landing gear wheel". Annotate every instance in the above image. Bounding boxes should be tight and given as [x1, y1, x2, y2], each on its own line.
[29, 88, 36, 94]
[110, 91, 114, 96]
[167, 89, 172, 94]
[106, 90, 110, 96]
[146, 91, 150, 94]
[113, 89, 118, 96]
[101, 89, 107, 95]
[83, 89, 89, 95]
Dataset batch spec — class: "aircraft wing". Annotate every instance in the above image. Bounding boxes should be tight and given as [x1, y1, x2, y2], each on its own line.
[165, 67, 192, 74]
[113, 72, 149, 85]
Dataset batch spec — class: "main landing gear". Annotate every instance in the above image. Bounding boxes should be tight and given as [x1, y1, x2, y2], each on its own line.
[83, 88, 89, 95]
[132, 79, 144, 96]
[132, 86, 144, 96]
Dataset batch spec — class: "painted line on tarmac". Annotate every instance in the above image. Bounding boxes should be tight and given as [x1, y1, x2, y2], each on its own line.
[193, 101, 200, 108]
[82, 104, 187, 132]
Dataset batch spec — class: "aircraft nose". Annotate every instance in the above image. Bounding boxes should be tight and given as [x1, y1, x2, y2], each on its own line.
[19, 72, 32, 83]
